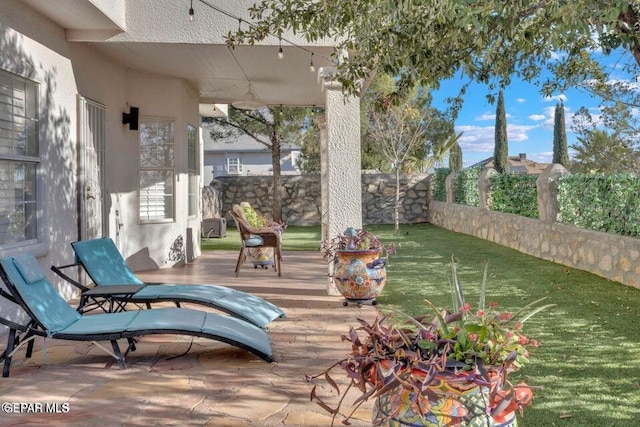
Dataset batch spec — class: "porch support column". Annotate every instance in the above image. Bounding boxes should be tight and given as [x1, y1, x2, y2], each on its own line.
[317, 113, 329, 247]
[319, 68, 362, 296]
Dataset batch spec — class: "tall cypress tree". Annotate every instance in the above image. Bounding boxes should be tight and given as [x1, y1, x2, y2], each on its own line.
[449, 142, 463, 171]
[493, 90, 508, 173]
[553, 102, 570, 166]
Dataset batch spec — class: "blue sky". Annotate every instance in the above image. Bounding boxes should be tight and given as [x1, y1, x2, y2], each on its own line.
[430, 50, 636, 167]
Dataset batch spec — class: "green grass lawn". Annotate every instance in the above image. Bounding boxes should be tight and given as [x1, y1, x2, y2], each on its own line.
[201, 225, 321, 252]
[203, 223, 640, 426]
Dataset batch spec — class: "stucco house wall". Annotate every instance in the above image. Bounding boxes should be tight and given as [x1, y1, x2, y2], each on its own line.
[0, 0, 202, 327]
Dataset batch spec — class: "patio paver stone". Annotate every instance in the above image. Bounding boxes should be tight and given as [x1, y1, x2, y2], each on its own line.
[0, 250, 376, 426]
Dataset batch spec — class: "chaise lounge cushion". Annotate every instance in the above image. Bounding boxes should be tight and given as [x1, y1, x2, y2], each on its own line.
[5, 256, 80, 333]
[14, 254, 46, 284]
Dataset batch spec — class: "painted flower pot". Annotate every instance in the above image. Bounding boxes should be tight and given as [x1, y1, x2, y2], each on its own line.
[372, 371, 518, 427]
[333, 249, 387, 304]
[247, 247, 274, 268]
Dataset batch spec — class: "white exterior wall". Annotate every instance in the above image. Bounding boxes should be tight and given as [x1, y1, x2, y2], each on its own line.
[112, 71, 201, 271]
[0, 1, 84, 304]
[0, 0, 202, 327]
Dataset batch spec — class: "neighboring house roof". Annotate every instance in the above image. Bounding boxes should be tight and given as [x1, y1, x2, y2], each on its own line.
[202, 123, 300, 153]
[469, 153, 550, 175]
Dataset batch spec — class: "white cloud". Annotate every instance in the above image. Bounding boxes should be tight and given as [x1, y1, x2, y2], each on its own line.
[528, 152, 553, 163]
[455, 123, 537, 153]
[584, 77, 640, 92]
[528, 114, 546, 121]
[516, 98, 526, 104]
[475, 112, 511, 121]
[475, 113, 495, 121]
[508, 124, 537, 142]
[549, 51, 564, 61]
[543, 94, 568, 103]
[537, 105, 576, 131]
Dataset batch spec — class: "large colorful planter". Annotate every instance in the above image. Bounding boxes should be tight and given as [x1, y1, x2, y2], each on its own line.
[372, 371, 518, 427]
[247, 247, 275, 269]
[333, 248, 387, 306]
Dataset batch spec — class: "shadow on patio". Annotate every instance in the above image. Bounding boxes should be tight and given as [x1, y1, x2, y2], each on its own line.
[0, 251, 375, 426]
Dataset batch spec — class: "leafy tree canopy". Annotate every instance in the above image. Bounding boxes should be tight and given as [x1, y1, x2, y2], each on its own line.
[228, 1, 640, 107]
[205, 105, 310, 221]
[570, 106, 640, 173]
[207, 106, 307, 148]
[362, 74, 456, 173]
[569, 129, 640, 173]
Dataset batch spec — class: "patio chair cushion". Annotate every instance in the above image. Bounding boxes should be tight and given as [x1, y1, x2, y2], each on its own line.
[13, 254, 46, 284]
[72, 238, 145, 286]
[1, 256, 81, 333]
[69, 237, 286, 327]
[244, 235, 264, 247]
[54, 311, 139, 336]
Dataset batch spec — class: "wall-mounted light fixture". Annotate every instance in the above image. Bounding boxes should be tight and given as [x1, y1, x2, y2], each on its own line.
[122, 106, 139, 130]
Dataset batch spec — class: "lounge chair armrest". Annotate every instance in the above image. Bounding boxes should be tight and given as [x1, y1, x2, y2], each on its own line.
[0, 287, 17, 305]
[0, 316, 32, 333]
[51, 263, 91, 292]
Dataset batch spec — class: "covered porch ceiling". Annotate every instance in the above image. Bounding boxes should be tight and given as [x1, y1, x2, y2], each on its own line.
[21, 0, 346, 109]
[93, 42, 337, 107]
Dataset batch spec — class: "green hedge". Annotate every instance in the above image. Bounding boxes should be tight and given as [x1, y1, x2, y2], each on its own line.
[454, 167, 482, 206]
[489, 174, 539, 218]
[433, 168, 450, 202]
[558, 174, 640, 237]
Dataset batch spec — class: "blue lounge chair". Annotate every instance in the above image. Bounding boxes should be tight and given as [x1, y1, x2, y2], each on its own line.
[0, 254, 274, 377]
[52, 238, 285, 327]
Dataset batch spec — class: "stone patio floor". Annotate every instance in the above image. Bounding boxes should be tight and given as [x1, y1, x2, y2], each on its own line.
[0, 250, 380, 426]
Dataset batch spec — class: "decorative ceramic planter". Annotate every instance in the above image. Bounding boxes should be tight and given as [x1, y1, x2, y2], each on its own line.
[248, 247, 274, 268]
[372, 371, 517, 427]
[333, 248, 387, 305]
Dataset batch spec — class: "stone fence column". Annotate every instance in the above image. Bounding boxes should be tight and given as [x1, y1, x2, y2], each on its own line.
[478, 168, 498, 210]
[537, 163, 570, 222]
[426, 173, 434, 202]
[445, 171, 457, 203]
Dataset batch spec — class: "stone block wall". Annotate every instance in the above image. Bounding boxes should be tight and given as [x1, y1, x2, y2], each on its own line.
[362, 174, 430, 224]
[429, 167, 640, 289]
[210, 173, 430, 225]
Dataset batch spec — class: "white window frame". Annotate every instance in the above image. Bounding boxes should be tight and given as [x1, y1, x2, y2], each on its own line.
[138, 116, 176, 223]
[187, 124, 199, 217]
[0, 69, 39, 249]
[227, 157, 243, 175]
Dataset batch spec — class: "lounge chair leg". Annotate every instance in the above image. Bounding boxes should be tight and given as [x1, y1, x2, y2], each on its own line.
[126, 337, 137, 353]
[110, 340, 126, 370]
[2, 328, 16, 377]
[25, 337, 34, 358]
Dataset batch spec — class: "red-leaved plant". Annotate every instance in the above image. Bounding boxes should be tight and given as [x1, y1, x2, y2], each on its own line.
[306, 257, 554, 425]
